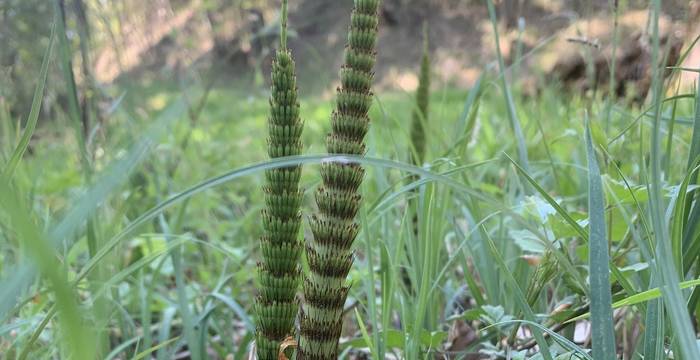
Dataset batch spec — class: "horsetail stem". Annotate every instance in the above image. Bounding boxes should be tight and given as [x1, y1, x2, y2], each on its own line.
[405, 23, 431, 294]
[298, 0, 381, 358]
[254, 1, 304, 358]
[410, 23, 431, 166]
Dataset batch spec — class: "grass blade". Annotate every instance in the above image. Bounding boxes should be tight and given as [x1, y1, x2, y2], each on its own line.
[157, 215, 201, 360]
[485, 0, 530, 173]
[9, 153, 490, 320]
[585, 119, 616, 360]
[648, 0, 700, 357]
[567, 277, 700, 323]
[449, 71, 485, 156]
[133, 336, 180, 360]
[3, 23, 55, 179]
[210, 292, 254, 333]
[674, 161, 700, 274]
[642, 290, 664, 360]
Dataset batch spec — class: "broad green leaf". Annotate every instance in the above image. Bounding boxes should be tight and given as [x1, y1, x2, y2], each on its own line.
[603, 175, 649, 205]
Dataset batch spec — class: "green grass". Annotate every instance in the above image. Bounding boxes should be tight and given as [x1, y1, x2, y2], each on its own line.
[3, 8, 700, 360]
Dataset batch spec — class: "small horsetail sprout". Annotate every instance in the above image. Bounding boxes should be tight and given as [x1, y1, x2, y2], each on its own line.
[254, 1, 304, 359]
[298, 0, 381, 358]
[404, 24, 431, 294]
[409, 23, 431, 166]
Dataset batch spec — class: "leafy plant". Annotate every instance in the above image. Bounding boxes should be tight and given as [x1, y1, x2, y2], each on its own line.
[298, 0, 381, 358]
[254, 1, 305, 358]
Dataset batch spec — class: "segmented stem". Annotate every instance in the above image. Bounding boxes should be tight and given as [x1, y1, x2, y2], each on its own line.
[255, 1, 304, 358]
[298, 0, 381, 359]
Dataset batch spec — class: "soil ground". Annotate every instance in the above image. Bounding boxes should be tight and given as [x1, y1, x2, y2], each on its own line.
[111, 0, 698, 93]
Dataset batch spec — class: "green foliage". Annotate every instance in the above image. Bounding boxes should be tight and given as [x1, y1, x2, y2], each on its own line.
[255, 1, 304, 358]
[5, 67, 700, 360]
[298, 0, 381, 358]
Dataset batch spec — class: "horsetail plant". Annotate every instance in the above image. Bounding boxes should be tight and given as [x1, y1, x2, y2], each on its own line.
[409, 23, 431, 167]
[255, 1, 304, 358]
[403, 24, 431, 294]
[298, 0, 381, 358]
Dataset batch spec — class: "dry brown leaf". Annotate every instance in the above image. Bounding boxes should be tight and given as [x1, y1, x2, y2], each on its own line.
[278, 336, 297, 360]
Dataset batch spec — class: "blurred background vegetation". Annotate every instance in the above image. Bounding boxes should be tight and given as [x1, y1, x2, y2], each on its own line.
[2, 0, 696, 119]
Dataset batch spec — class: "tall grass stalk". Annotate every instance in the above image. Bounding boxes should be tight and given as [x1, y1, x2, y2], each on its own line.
[298, 0, 381, 358]
[648, 0, 700, 358]
[254, 1, 305, 358]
